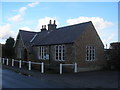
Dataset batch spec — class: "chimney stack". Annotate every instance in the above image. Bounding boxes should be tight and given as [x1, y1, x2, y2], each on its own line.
[49, 20, 52, 24]
[54, 20, 55, 24]
[48, 20, 57, 31]
[41, 25, 47, 31]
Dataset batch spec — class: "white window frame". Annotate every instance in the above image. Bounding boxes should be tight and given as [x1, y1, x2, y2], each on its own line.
[55, 45, 65, 61]
[40, 46, 44, 59]
[39, 46, 48, 60]
[37, 47, 40, 59]
[86, 46, 95, 61]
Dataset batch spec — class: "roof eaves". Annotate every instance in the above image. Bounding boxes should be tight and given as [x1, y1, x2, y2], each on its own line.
[32, 42, 74, 46]
[13, 32, 20, 48]
[19, 30, 27, 49]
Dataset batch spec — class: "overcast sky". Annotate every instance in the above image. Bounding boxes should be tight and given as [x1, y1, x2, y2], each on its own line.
[0, 2, 118, 48]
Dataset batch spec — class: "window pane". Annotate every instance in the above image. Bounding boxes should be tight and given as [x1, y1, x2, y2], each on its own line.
[86, 46, 95, 61]
[56, 57, 58, 60]
[63, 53, 65, 56]
[90, 56, 91, 60]
[63, 56, 65, 60]
[87, 57, 88, 60]
[56, 46, 58, 50]
[59, 46, 61, 49]
[90, 50, 91, 54]
[59, 53, 61, 57]
[55, 45, 65, 61]
[59, 57, 61, 60]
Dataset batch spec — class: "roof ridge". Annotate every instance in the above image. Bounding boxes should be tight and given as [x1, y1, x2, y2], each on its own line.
[57, 21, 92, 30]
[19, 29, 38, 33]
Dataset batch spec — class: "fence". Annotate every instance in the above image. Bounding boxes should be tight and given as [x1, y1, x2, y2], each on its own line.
[1, 58, 78, 74]
[60, 63, 77, 74]
[1, 58, 44, 73]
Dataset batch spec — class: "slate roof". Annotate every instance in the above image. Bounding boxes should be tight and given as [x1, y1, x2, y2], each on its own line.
[19, 30, 37, 52]
[32, 21, 93, 46]
[18, 21, 94, 46]
[19, 30, 37, 44]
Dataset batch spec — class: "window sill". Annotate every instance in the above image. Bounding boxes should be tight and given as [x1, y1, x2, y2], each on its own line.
[39, 59, 49, 60]
[55, 60, 65, 61]
[86, 60, 95, 61]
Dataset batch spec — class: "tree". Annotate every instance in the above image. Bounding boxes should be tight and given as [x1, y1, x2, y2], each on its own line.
[2, 44, 5, 58]
[4, 37, 15, 58]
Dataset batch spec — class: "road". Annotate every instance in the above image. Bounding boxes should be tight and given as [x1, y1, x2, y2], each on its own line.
[2, 68, 66, 88]
[1, 66, 119, 88]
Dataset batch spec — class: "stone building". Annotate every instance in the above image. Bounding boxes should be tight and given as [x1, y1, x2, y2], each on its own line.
[14, 20, 105, 72]
[105, 42, 120, 70]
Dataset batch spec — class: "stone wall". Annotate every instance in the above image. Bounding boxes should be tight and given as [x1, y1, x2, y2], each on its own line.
[74, 24, 105, 72]
[28, 25, 105, 72]
[14, 35, 25, 60]
[32, 44, 75, 71]
[49, 44, 75, 72]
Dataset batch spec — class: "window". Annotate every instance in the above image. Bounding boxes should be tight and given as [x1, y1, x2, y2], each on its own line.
[86, 46, 95, 61]
[55, 45, 65, 61]
[38, 46, 48, 60]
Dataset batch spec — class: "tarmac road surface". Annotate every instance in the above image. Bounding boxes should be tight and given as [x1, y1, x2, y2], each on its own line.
[2, 68, 66, 88]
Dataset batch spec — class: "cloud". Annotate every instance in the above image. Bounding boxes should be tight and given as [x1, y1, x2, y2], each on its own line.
[0, 24, 16, 39]
[18, 17, 59, 32]
[66, 17, 113, 30]
[19, 7, 27, 14]
[37, 17, 59, 30]
[103, 34, 115, 43]
[103, 34, 115, 48]
[18, 2, 39, 14]
[66, 16, 115, 46]
[8, 2, 40, 23]
[8, 14, 23, 23]
[28, 2, 39, 7]
[19, 17, 58, 32]
[19, 26, 32, 31]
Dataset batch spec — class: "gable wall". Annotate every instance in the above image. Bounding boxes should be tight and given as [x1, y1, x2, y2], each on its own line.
[14, 34, 25, 60]
[74, 26, 105, 71]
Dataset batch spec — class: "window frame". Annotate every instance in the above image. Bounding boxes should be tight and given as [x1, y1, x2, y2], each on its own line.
[55, 45, 65, 61]
[86, 45, 95, 61]
[38, 46, 49, 60]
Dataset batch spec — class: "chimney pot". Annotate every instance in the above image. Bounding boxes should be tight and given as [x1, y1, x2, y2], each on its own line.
[41, 25, 47, 31]
[54, 20, 56, 24]
[44, 25, 46, 29]
[42, 25, 44, 29]
[49, 20, 52, 24]
[48, 20, 57, 31]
